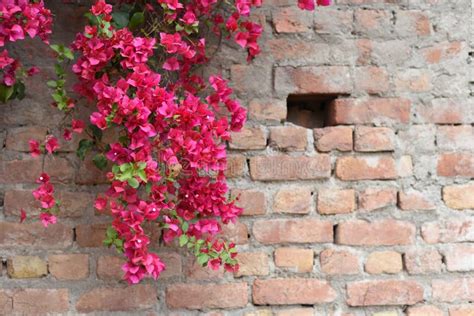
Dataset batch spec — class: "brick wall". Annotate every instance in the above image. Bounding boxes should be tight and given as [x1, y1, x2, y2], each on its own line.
[0, 0, 473, 315]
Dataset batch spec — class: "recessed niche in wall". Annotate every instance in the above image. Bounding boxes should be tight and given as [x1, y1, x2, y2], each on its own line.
[286, 94, 339, 129]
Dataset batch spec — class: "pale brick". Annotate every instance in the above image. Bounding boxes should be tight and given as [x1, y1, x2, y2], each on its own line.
[269, 126, 307, 151]
[437, 153, 474, 177]
[273, 187, 312, 214]
[49, 254, 89, 280]
[317, 189, 355, 214]
[398, 190, 436, 211]
[275, 248, 314, 273]
[7, 256, 47, 279]
[365, 251, 402, 274]
[314, 126, 353, 152]
[347, 280, 424, 306]
[335, 156, 398, 180]
[230, 127, 266, 150]
[359, 188, 397, 212]
[336, 220, 415, 246]
[354, 126, 395, 152]
[443, 183, 474, 209]
[320, 249, 359, 275]
[253, 219, 333, 244]
[232, 189, 267, 216]
[407, 305, 443, 316]
[234, 252, 269, 277]
[404, 249, 442, 274]
[432, 278, 474, 303]
[445, 245, 474, 272]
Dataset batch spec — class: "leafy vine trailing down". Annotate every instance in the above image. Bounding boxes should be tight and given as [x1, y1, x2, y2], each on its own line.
[0, 0, 329, 284]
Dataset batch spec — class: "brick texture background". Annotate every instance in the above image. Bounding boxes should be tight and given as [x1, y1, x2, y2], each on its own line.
[0, 0, 473, 315]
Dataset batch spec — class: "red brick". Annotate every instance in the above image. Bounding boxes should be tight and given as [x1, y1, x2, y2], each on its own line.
[220, 221, 248, 245]
[346, 280, 424, 306]
[355, 66, 390, 94]
[230, 127, 266, 150]
[328, 98, 411, 125]
[159, 252, 182, 278]
[314, 126, 353, 152]
[0, 156, 74, 184]
[422, 219, 474, 243]
[249, 98, 287, 123]
[320, 249, 359, 275]
[76, 285, 156, 312]
[269, 126, 307, 151]
[273, 187, 312, 214]
[422, 41, 463, 64]
[13, 289, 69, 314]
[96, 256, 124, 281]
[354, 9, 392, 37]
[184, 257, 224, 280]
[445, 245, 474, 272]
[253, 279, 336, 305]
[398, 190, 436, 211]
[231, 64, 271, 97]
[437, 153, 474, 177]
[235, 252, 269, 277]
[232, 189, 267, 216]
[5, 126, 48, 151]
[253, 219, 333, 244]
[358, 187, 397, 212]
[395, 69, 432, 92]
[49, 254, 89, 280]
[407, 305, 443, 316]
[225, 154, 246, 178]
[449, 306, 474, 316]
[365, 251, 402, 274]
[335, 156, 397, 180]
[417, 98, 473, 124]
[4, 190, 92, 218]
[75, 223, 108, 247]
[404, 249, 442, 274]
[275, 248, 314, 273]
[275, 66, 353, 95]
[437, 125, 474, 151]
[336, 220, 415, 246]
[0, 222, 73, 249]
[166, 283, 248, 309]
[249, 155, 331, 181]
[268, 39, 326, 63]
[317, 189, 355, 214]
[354, 127, 395, 152]
[75, 153, 108, 184]
[273, 7, 312, 33]
[432, 278, 474, 303]
[0, 290, 13, 315]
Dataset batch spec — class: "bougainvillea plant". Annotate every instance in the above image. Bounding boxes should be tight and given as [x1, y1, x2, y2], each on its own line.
[1, 0, 329, 284]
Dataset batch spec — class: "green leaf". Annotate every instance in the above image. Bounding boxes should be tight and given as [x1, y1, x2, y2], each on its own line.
[197, 253, 210, 266]
[182, 222, 189, 233]
[47, 80, 57, 88]
[76, 139, 94, 160]
[112, 11, 129, 29]
[137, 169, 147, 182]
[13, 82, 25, 100]
[92, 154, 108, 170]
[0, 84, 14, 103]
[179, 234, 188, 247]
[127, 177, 140, 189]
[89, 124, 103, 141]
[63, 48, 74, 60]
[129, 12, 144, 29]
[106, 226, 118, 238]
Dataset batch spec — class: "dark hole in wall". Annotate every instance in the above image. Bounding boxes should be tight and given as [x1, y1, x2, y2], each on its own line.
[286, 94, 339, 129]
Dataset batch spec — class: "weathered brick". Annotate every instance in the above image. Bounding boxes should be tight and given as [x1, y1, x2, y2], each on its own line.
[230, 127, 266, 150]
[234, 252, 269, 277]
[314, 126, 353, 152]
[5, 126, 48, 151]
[49, 254, 89, 280]
[275, 308, 314, 316]
[166, 283, 248, 309]
[404, 249, 442, 274]
[273, 7, 312, 33]
[13, 289, 69, 315]
[225, 154, 246, 178]
[232, 189, 267, 216]
[220, 221, 248, 245]
[407, 305, 443, 316]
[398, 125, 436, 153]
[365, 251, 402, 274]
[356, 38, 373, 65]
[185, 257, 224, 280]
[398, 190, 436, 211]
[354, 9, 392, 37]
[320, 249, 359, 275]
[328, 98, 411, 125]
[335, 156, 398, 180]
[422, 219, 474, 243]
[317, 189, 355, 214]
[159, 253, 182, 278]
[96, 256, 124, 281]
[0, 290, 13, 315]
[432, 278, 474, 303]
[346, 280, 424, 306]
[249, 99, 287, 123]
[449, 306, 474, 316]
[253, 278, 336, 305]
[395, 10, 431, 37]
[275, 248, 314, 273]
[269, 126, 307, 151]
[75, 223, 108, 247]
[253, 219, 333, 244]
[4, 189, 92, 218]
[437, 153, 474, 177]
[417, 98, 474, 124]
[358, 187, 397, 212]
[314, 8, 353, 35]
[354, 66, 390, 94]
[75, 153, 109, 184]
[437, 125, 474, 151]
[395, 69, 432, 92]
[0, 222, 73, 249]
[336, 220, 415, 246]
[354, 127, 395, 152]
[7, 256, 47, 279]
[273, 187, 312, 214]
[76, 285, 156, 312]
[445, 245, 474, 272]
[231, 64, 271, 97]
[422, 40, 464, 64]
[249, 155, 331, 181]
[275, 66, 353, 95]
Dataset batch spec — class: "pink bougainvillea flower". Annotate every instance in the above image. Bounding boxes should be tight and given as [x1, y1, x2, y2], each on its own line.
[28, 139, 41, 157]
[27, 66, 40, 76]
[94, 196, 108, 211]
[297, 0, 315, 10]
[163, 57, 179, 71]
[44, 135, 59, 154]
[71, 119, 85, 133]
[91, 0, 112, 16]
[63, 128, 72, 141]
[317, 0, 331, 5]
[36, 172, 50, 184]
[20, 209, 26, 223]
[39, 212, 57, 228]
